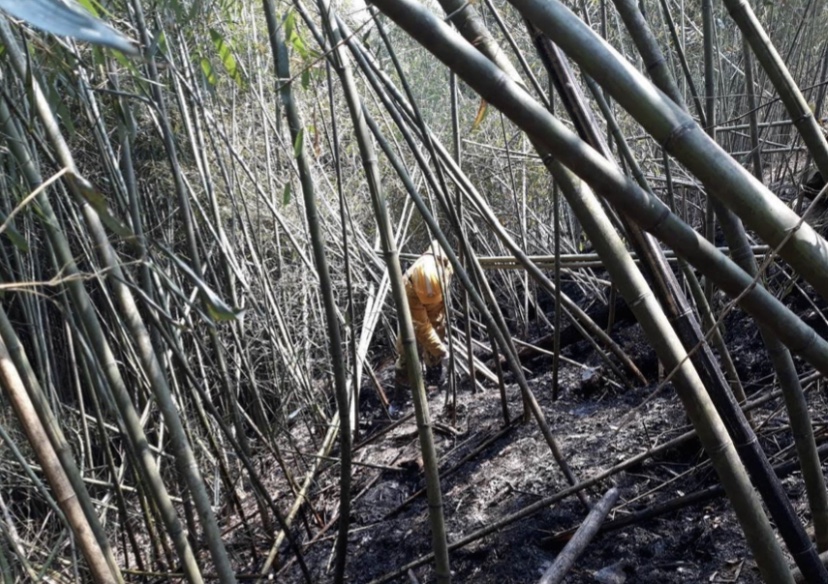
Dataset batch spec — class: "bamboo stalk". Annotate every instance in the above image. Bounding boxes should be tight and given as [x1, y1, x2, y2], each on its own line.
[0, 336, 118, 583]
[0, 40, 206, 584]
[613, 0, 828, 568]
[725, 0, 828, 179]
[510, 0, 828, 304]
[262, 2, 354, 579]
[537, 488, 620, 584]
[364, 1, 794, 580]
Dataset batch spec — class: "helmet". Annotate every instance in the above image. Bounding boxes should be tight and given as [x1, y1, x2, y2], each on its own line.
[424, 239, 453, 273]
[424, 239, 447, 258]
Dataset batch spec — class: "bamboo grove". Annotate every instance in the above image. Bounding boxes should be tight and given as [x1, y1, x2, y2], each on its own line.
[1, 0, 828, 582]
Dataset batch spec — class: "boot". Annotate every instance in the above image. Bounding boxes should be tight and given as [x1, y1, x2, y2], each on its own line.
[425, 363, 445, 387]
[389, 369, 409, 418]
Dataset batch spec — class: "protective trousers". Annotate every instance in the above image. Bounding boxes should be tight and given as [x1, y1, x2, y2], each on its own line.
[395, 287, 447, 370]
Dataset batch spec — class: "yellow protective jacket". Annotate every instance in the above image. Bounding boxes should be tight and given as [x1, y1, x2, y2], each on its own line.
[406, 253, 447, 307]
[397, 246, 453, 367]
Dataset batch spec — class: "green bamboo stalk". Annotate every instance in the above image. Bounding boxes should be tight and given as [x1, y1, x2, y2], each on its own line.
[449, 72, 478, 397]
[743, 37, 764, 180]
[325, 59, 362, 439]
[358, 2, 815, 580]
[75, 57, 247, 583]
[261, 1, 354, 580]
[606, 2, 741, 400]
[166, 44, 259, 474]
[4, 24, 237, 579]
[0, 120, 130, 584]
[657, 0, 707, 123]
[0, 334, 117, 583]
[702, 0, 717, 301]
[0, 67, 206, 584]
[724, 0, 828, 180]
[316, 4, 452, 579]
[169, 38, 279, 540]
[742, 36, 828, 556]
[584, 67, 744, 402]
[508, 0, 828, 304]
[551, 7, 746, 435]
[529, 34, 808, 580]
[614, 0, 828, 564]
[479, 0, 550, 107]
[138, 303, 312, 583]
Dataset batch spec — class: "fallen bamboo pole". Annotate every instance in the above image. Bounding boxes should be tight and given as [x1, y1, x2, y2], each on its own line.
[403, 246, 772, 270]
[538, 488, 620, 584]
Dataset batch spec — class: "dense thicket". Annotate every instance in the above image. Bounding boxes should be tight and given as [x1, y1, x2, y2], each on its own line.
[2, 0, 828, 582]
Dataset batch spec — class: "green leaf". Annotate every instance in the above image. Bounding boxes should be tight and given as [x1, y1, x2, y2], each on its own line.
[156, 30, 168, 55]
[282, 182, 291, 206]
[75, 0, 100, 17]
[0, 0, 137, 54]
[157, 244, 245, 323]
[284, 9, 309, 60]
[56, 99, 76, 138]
[290, 28, 308, 59]
[68, 174, 135, 240]
[301, 67, 310, 90]
[111, 48, 141, 77]
[293, 129, 304, 159]
[284, 9, 296, 44]
[200, 57, 217, 87]
[209, 28, 244, 87]
[91, 45, 104, 68]
[0, 211, 29, 253]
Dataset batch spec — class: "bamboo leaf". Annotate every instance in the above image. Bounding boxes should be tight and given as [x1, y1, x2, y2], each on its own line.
[200, 57, 217, 87]
[0, 0, 137, 54]
[157, 244, 245, 323]
[0, 211, 29, 253]
[291, 30, 308, 59]
[284, 9, 309, 60]
[284, 9, 296, 46]
[111, 47, 141, 77]
[472, 98, 488, 131]
[75, 0, 99, 17]
[209, 28, 244, 87]
[68, 174, 134, 240]
[156, 30, 168, 55]
[56, 99, 76, 138]
[293, 128, 304, 159]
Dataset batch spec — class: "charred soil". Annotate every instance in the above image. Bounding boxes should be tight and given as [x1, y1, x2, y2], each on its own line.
[269, 295, 827, 583]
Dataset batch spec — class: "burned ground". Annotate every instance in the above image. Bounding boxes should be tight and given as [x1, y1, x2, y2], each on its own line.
[264, 290, 827, 584]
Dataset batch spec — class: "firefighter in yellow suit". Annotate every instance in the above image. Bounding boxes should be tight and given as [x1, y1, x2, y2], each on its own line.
[395, 240, 454, 393]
